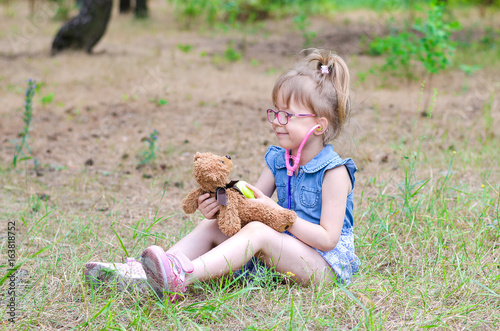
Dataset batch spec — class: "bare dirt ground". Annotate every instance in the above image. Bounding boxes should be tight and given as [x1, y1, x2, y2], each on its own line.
[1, 0, 499, 239]
[0, 1, 499, 322]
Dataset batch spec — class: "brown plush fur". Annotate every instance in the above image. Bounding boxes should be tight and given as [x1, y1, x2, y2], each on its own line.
[182, 152, 297, 237]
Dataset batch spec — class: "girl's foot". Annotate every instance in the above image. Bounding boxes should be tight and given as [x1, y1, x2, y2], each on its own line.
[83, 257, 148, 293]
[140, 245, 194, 302]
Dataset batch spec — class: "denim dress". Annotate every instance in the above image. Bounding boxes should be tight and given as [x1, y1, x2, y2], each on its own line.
[265, 144, 360, 285]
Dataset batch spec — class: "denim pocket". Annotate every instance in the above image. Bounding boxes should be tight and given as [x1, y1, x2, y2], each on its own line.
[276, 183, 287, 205]
[300, 186, 320, 208]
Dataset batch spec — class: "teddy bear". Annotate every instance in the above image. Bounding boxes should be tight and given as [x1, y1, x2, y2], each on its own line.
[182, 152, 297, 237]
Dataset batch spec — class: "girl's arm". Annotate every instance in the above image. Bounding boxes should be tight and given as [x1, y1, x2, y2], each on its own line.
[288, 165, 351, 251]
[253, 167, 276, 198]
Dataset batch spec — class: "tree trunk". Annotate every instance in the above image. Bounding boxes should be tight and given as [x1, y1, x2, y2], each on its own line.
[51, 0, 113, 55]
[119, 0, 131, 13]
[135, 0, 148, 19]
[29, 0, 35, 16]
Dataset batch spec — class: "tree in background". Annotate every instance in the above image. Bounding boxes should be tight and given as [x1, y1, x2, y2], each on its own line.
[51, 0, 112, 54]
[119, 0, 148, 18]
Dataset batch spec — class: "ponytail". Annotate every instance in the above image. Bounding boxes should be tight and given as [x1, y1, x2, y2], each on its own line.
[326, 54, 351, 126]
[305, 49, 351, 128]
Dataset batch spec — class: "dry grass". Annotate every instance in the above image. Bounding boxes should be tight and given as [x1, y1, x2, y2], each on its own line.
[1, 0, 499, 329]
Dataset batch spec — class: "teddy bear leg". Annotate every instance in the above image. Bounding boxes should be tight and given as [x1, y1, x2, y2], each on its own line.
[218, 203, 241, 237]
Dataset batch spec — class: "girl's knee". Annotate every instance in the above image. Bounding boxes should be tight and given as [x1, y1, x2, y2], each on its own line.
[238, 222, 285, 263]
[238, 222, 280, 244]
[240, 221, 271, 234]
[195, 218, 227, 240]
[198, 218, 219, 230]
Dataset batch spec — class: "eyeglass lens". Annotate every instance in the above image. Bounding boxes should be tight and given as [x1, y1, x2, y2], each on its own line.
[267, 109, 288, 125]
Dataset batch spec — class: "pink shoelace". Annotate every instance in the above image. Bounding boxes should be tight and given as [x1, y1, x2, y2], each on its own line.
[165, 253, 190, 292]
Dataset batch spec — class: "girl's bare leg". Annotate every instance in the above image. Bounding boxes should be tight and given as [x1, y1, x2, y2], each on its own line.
[186, 221, 335, 286]
[166, 218, 229, 261]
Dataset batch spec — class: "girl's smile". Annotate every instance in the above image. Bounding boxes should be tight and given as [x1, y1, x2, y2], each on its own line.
[274, 129, 288, 136]
[272, 125, 291, 144]
[271, 105, 317, 149]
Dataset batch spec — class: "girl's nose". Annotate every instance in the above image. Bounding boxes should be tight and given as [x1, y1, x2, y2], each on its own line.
[272, 116, 283, 126]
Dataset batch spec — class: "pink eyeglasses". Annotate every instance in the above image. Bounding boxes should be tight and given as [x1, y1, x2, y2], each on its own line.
[266, 109, 315, 125]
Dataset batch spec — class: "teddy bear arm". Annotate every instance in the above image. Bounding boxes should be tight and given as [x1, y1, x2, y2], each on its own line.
[182, 188, 206, 214]
[276, 209, 297, 232]
[234, 196, 294, 233]
[217, 191, 241, 237]
[245, 202, 296, 233]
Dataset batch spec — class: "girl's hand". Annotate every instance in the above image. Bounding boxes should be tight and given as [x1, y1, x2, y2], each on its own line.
[197, 193, 220, 219]
[245, 183, 282, 210]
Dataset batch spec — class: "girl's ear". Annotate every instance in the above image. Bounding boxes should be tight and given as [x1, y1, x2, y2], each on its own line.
[315, 117, 329, 135]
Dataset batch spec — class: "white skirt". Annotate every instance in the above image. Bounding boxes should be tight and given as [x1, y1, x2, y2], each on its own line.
[237, 227, 360, 286]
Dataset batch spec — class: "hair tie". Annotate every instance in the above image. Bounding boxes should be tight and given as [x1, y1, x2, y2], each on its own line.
[320, 65, 329, 75]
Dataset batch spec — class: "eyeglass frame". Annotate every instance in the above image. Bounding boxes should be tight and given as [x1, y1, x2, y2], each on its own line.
[266, 108, 316, 125]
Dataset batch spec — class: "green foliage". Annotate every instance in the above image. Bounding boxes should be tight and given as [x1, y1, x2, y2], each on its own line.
[177, 44, 193, 53]
[150, 97, 169, 106]
[459, 64, 481, 90]
[41, 92, 54, 106]
[211, 42, 243, 64]
[167, 0, 333, 28]
[397, 150, 431, 218]
[168, 0, 231, 28]
[369, 2, 461, 78]
[369, 28, 421, 79]
[28, 194, 50, 213]
[51, 0, 72, 21]
[223, 42, 242, 62]
[12, 79, 36, 168]
[479, 27, 499, 49]
[413, 3, 460, 74]
[459, 64, 482, 76]
[139, 129, 159, 166]
[293, 13, 317, 48]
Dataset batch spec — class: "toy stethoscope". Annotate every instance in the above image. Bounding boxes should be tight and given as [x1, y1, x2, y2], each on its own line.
[285, 124, 321, 209]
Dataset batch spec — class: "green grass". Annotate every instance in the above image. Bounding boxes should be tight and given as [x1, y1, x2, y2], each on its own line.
[11, 79, 35, 169]
[2, 123, 498, 328]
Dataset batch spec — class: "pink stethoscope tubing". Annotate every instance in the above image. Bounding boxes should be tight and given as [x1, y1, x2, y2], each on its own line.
[285, 124, 321, 209]
[285, 124, 321, 176]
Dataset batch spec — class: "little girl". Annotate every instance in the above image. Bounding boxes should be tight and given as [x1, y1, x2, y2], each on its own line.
[139, 48, 361, 301]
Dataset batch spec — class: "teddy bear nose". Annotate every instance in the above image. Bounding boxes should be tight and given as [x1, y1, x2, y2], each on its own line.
[225, 155, 231, 160]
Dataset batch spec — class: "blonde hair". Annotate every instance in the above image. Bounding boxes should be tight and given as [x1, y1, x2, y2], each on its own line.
[272, 48, 351, 143]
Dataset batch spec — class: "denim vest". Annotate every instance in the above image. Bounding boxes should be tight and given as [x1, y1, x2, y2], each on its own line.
[265, 145, 356, 230]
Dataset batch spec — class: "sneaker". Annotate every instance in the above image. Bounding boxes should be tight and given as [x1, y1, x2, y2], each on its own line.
[83, 257, 148, 293]
[140, 246, 194, 302]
